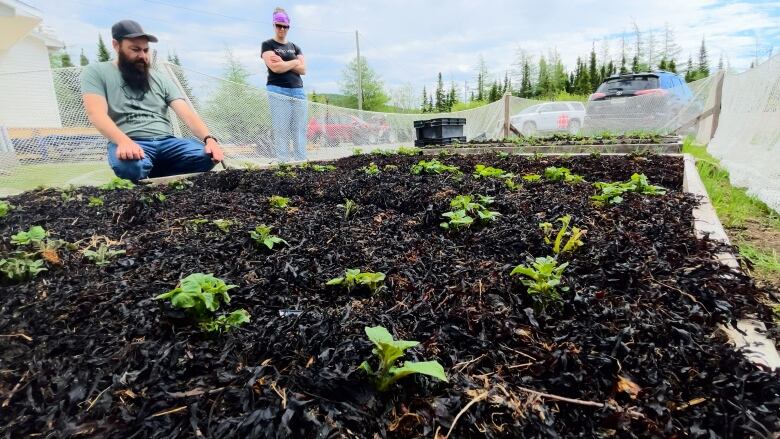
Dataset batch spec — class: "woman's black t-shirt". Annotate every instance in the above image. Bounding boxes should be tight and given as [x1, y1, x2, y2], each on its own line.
[261, 39, 303, 88]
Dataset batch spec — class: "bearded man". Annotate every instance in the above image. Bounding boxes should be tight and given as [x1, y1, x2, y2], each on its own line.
[81, 20, 224, 181]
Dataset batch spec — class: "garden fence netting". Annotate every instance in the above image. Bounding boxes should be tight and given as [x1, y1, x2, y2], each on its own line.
[0, 57, 777, 213]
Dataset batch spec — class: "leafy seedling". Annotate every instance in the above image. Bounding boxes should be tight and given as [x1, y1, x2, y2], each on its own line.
[154, 192, 167, 202]
[337, 198, 359, 219]
[352, 148, 364, 155]
[311, 164, 336, 172]
[410, 159, 460, 175]
[100, 177, 135, 190]
[212, 219, 234, 233]
[249, 224, 288, 250]
[397, 146, 422, 156]
[11, 226, 47, 246]
[0, 254, 47, 282]
[510, 256, 568, 312]
[544, 166, 584, 183]
[504, 178, 521, 191]
[496, 151, 510, 159]
[592, 173, 666, 205]
[359, 326, 448, 392]
[155, 273, 247, 333]
[327, 268, 386, 294]
[473, 164, 513, 179]
[83, 243, 126, 266]
[88, 196, 104, 207]
[370, 148, 395, 156]
[268, 195, 290, 209]
[383, 164, 399, 172]
[522, 174, 542, 182]
[0, 201, 13, 218]
[539, 215, 586, 255]
[169, 179, 193, 190]
[199, 309, 250, 333]
[440, 210, 473, 230]
[440, 195, 500, 230]
[187, 218, 210, 231]
[362, 162, 381, 175]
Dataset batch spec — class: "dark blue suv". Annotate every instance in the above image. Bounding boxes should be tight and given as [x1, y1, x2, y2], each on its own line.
[585, 71, 700, 131]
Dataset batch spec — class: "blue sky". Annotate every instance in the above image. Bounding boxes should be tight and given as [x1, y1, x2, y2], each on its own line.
[29, 0, 780, 106]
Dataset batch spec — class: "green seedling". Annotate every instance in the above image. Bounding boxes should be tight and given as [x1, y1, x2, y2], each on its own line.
[510, 256, 568, 312]
[311, 164, 336, 172]
[337, 198, 359, 219]
[88, 196, 104, 207]
[60, 187, 78, 202]
[440, 195, 500, 230]
[187, 218, 210, 231]
[522, 174, 542, 182]
[199, 309, 251, 333]
[249, 224, 288, 250]
[397, 146, 422, 156]
[0, 255, 47, 282]
[473, 164, 513, 179]
[383, 164, 399, 172]
[362, 162, 381, 175]
[268, 195, 290, 209]
[154, 192, 167, 202]
[504, 178, 521, 191]
[370, 148, 395, 156]
[359, 326, 448, 392]
[0, 201, 13, 218]
[496, 151, 510, 159]
[326, 268, 386, 294]
[100, 177, 135, 190]
[352, 148, 364, 155]
[83, 243, 126, 266]
[539, 215, 586, 255]
[11, 226, 47, 246]
[410, 159, 460, 175]
[592, 173, 666, 205]
[440, 209, 474, 230]
[155, 272, 240, 324]
[212, 219, 234, 233]
[168, 179, 193, 190]
[544, 166, 584, 183]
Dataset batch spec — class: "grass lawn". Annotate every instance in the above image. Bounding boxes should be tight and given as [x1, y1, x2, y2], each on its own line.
[683, 137, 780, 287]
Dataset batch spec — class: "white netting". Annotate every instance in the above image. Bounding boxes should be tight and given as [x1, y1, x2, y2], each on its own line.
[707, 53, 780, 212]
[0, 62, 720, 195]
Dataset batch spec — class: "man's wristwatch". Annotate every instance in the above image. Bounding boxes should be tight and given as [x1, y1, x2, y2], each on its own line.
[203, 135, 218, 144]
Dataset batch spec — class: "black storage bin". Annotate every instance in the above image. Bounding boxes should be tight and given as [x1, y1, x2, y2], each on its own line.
[414, 118, 466, 147]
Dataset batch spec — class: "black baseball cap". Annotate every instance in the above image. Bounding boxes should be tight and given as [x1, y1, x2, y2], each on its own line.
[111, 20, 158, 43]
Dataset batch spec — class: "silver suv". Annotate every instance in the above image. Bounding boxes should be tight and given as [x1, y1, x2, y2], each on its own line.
[510, 101, 586, 136]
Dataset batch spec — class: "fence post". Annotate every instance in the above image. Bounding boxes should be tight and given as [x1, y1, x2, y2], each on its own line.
[709, 70, 726, 141]
[503, 92, 511, 139]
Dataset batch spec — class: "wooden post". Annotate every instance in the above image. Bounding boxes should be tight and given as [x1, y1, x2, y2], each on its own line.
[503, 92, 511, 139]
[709, 70, 725, 141]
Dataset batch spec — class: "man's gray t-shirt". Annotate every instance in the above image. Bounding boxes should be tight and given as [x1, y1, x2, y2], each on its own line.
[80, 62, 183, 139]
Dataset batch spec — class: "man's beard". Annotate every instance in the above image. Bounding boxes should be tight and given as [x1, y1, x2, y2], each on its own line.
[118, 50, 151, 93]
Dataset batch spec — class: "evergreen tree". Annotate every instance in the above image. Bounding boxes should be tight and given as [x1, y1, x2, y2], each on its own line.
[79, 49, 89, 66]
[97, 35, 111, 62]
[503, 71, 511, 95]
[421, 86, 428, 113]
[487, 81, 501, 102]
[697, 37, 710, 77]
[684, 55, 695, 82]
[576, 59, 591, 95]
[447, 82, 458, 111]
[536, 55, 551, 98]
[519, 59, 532, 98]
[475, 55, 489, 101]
[631, 55, 640, 73]
[669, 59, 677, 73]
[60, 50, 74, 68]
[434, 72, 446, 112]
[659, 59, 667, 71]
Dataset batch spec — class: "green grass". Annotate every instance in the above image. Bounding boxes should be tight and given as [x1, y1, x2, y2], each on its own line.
[737, 243, 780, 275]
[682, 138, 780, 229]
[0, 162, 114, 195]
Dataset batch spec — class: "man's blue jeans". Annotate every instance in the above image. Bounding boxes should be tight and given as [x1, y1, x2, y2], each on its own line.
[107, 136, 215, 181]
[266, 85, 308, 162]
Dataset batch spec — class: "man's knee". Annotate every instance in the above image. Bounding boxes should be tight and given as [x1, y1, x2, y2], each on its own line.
[180, 139, 217, 171]
[111, 159, 151, 181]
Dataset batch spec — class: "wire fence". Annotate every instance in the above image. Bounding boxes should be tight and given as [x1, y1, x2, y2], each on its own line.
[0, 61, 728, 196]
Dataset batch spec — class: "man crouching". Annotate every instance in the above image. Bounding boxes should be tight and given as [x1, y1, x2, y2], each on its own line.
[82, 19, 224, 181]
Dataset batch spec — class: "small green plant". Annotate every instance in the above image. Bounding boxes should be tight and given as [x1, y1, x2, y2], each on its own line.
[473, 164, 513, 179]
[397, 146, 422, 156]
[83, 244, 126, 266]
[337, 198, 359, 219]
[311, 164, 336, 172]
[11, 226, 47, 246]
[510, 256, 568, 312]
[268, 196, 290, 209]
[326, 268, 386, 294]
[522, 174, 542, 182]
[361, 162, 381, 175]
[539, 215, 586, 255]
[592, 173, 666, 205]
[440, 195, 501, 230]
[359, 326, 448, 392]
[155, 273, 248, 333]
[504, 178, 521, 191]
[352, 148, 364, 155]
[544, 166, 584, 183]
[212, 219, 234, 233]
[100, 177, 135, 190]
[60, 186, 78, 202]
[410, 159, 460, 175]
[168, 179, 193, 190]
[249, 225, 288, 250]
[496, 151, 510, 159]
[187, 218, 210, 231]
[0, 201, 13, 218]
[154, 192, 167, 202]
[383, 164, 399, 172]
[199, 309, 251, 333]
[88, 196, 104, 207]
[370, 148, 395, 156]
[0, 254, 47, 282]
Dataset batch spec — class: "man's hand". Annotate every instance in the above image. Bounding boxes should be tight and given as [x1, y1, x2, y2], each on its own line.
[116, 139, 145, 160]
[204, 138, 224, 162]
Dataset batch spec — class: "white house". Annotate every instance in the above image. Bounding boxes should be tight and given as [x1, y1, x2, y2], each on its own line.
[0, 0, 65, 129]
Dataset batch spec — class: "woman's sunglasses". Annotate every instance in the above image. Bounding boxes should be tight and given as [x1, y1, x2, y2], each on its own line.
[275, 24, 289, 30]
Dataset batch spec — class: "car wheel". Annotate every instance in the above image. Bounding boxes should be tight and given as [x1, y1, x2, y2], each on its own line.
[568, 120, 581, 134]
[522, 122, 537, 136]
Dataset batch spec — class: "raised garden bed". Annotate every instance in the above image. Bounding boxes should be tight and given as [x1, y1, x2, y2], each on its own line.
[1, 153, 779, 437]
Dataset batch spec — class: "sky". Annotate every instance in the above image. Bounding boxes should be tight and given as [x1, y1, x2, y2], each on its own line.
[27, 0, 780, 105]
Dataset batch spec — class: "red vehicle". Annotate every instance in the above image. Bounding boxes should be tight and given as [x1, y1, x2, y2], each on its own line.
[308, 115, 393, 146]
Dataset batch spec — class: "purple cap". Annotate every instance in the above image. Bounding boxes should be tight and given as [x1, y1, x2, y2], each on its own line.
[273, 11, 290, 25]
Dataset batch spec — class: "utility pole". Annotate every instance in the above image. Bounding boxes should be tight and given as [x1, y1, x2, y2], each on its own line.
[356, 30, 363, 111]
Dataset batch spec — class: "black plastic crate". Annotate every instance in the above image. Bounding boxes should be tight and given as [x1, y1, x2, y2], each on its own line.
[414, 136, 467, 147]
[414, 118, 466, 145]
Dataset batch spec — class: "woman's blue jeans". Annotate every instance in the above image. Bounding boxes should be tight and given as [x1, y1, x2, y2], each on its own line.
[266, 85, 308, 162]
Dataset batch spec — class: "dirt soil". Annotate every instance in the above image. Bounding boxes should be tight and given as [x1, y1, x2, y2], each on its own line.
[1, 153, 778, 438]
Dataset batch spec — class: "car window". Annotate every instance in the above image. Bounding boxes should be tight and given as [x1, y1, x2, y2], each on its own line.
[597, 76, 660, 92]
[543, 103, 568, 112]
[519, 105, 539, 114]
[569, 102, 585, 111]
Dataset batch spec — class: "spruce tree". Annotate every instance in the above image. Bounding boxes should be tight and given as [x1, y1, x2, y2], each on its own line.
[79, 49, 89, 66]
[434, 73, 446, 112]
[97, 35, 111, 62]
[669, 59, 677, 73]
[519, 59, 532, 98]
[421, 86, 428, 113]
[588, 43, 599, 92]
[697, 37, 709, 77]
[60, 50, 74, 68]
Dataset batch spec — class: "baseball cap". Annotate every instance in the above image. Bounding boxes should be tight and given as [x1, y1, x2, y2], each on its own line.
[111, 20, 158, 43]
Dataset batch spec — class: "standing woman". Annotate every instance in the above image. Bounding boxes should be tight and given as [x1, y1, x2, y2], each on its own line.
[261, 7, 307, 162]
